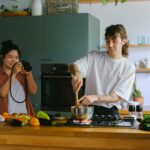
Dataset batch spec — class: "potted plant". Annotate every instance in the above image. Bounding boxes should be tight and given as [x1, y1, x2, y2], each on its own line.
[102, 0, 127, 5]
[0, 0, 31, 17]
[133, 81, 144, 105]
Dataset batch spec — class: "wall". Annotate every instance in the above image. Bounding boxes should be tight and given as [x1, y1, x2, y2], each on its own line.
[79, 1, 150, 107]
[0, 0, 150, 107]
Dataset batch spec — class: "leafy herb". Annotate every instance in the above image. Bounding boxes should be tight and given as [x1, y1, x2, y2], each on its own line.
[102, 0, 127, 5]
[0, 4, 9, 12]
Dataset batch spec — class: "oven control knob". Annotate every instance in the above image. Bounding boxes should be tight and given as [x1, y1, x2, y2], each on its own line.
[52, 66, 56, 71]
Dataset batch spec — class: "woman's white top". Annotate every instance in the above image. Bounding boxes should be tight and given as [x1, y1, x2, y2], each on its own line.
[74, 51, 136, 109]
[8, 79, 27, 114]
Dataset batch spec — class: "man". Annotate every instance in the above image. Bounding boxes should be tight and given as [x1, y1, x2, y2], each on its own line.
[69, 24, 135, 110]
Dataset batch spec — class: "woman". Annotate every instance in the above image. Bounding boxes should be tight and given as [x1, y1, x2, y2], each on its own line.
[0, 40, 37, 116]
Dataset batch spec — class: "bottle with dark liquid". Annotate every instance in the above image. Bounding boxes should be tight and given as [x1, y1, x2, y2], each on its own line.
[128, 104, 136, 119]
[136, 105, 143, 120]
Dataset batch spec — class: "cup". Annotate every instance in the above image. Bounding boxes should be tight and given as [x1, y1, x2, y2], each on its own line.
[141, 58, 150, 68]
[145, 58, 150, 68]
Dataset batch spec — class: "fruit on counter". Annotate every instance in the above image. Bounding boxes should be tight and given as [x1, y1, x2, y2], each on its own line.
[29, 117, 40, 126]
[2, 112, 41, 127]
[36, 111, 50, 120]
[17, 114, 31, 122]
[2, 112, 9, 116]
[2, 112, 14, 120]
[6, 114, 31, 126]
[7, 118, 29, 126]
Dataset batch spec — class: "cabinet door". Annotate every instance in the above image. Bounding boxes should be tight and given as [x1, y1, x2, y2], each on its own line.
[0, 16, 42, 111]
[41, 13, 100, 64]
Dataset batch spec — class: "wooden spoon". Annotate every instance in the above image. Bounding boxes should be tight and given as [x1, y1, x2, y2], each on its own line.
[75, 91, 80, 108]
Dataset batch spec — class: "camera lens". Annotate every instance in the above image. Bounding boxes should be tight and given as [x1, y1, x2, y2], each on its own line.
[21, 60, 32, 72]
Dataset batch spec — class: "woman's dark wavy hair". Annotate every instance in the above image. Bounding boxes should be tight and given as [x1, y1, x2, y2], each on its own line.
[0, 40, 21, 65]
[105, 24, 129, 57]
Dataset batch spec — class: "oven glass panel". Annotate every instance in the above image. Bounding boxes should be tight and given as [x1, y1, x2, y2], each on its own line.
[41, 75, 85, 112]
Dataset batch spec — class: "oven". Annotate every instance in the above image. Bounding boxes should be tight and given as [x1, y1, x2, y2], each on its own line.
[41, 64, 85, 112]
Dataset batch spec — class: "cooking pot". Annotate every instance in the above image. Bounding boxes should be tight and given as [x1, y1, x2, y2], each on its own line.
[71, 106, 94, 120]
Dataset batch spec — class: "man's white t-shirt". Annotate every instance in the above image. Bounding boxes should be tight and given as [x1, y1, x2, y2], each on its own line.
[8, 79, 27, 114]
[74, 51, 135, 109]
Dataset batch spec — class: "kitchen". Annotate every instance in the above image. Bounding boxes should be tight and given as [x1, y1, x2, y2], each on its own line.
[0, 0, 150, 149]
[1, 0, 149, 109]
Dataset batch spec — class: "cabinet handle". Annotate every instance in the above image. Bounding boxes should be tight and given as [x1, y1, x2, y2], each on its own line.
[41, 58, 56, 61]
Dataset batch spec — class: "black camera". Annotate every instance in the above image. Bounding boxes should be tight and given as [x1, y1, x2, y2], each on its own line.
[21, 60, 32, 72]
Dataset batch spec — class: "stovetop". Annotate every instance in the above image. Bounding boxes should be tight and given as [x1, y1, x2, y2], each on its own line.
[67, 116, 135, 128]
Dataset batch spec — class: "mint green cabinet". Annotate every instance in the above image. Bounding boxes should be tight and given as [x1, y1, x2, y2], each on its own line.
[41, 13, 100, 64]
[0, 14, 100, 111]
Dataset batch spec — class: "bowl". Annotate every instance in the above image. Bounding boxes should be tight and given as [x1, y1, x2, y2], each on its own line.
[71, 106, 94, 120]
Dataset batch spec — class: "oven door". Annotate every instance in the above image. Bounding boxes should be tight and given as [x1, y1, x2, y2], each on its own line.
[41, 73, 85, 112]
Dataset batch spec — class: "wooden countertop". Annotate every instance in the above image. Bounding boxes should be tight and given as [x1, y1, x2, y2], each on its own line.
[0, 123, 150, 150]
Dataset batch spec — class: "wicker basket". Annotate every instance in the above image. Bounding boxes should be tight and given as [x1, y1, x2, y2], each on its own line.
[45, 0, 79, 14]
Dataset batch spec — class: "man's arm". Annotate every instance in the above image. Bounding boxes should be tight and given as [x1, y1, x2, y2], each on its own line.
[79, 92, 121, 105]
[69, 64, 81, 76]
[97, 92, 121, 103]
[69, 64, 83, 92]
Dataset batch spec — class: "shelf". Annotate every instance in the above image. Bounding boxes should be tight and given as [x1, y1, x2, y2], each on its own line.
[129, 44, 150, 47]
[136, 68, 150, 73]
[79, 0, 146, 3]
[101, 44, 150, 49]
[0, 11, 31, 17]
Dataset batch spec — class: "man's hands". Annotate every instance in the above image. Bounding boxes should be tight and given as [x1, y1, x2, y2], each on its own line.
[79, 95, 98, 105]
[78, 93, 120, 106]
[69, 64, 120, 106]
[72, 72, 83, 93]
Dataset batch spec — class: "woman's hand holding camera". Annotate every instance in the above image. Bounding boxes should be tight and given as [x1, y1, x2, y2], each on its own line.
[12, 61, 32, 76]
[12, 62, 24, 75]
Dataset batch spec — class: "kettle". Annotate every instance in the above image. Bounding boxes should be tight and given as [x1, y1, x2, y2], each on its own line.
[141, 58, 150, 68]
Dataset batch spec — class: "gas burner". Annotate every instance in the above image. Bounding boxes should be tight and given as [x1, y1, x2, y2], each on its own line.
[91, 114, 135, 127]
[67, 115, 135, 128]
[67, 119, 92, 126]
[72, 119, 92, 125]
[91, 115, 135, 127]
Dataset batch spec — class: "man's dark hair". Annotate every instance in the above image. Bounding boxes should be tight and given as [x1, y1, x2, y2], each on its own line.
[105, 24, 129, 57]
